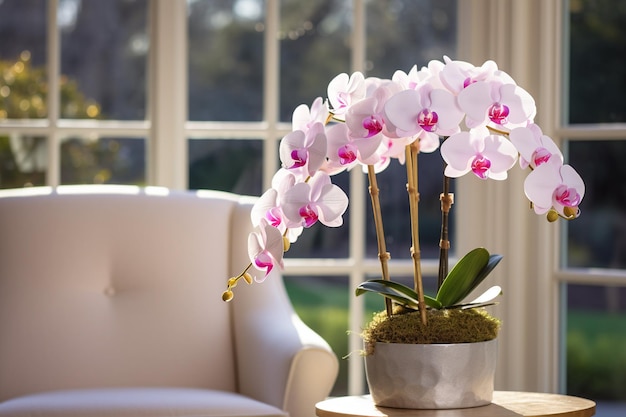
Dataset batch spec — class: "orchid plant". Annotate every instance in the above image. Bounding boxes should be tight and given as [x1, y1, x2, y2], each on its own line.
[222, 56, 584, 327]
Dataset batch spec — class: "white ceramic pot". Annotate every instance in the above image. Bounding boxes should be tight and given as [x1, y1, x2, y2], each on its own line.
[364, 338, 497, 409]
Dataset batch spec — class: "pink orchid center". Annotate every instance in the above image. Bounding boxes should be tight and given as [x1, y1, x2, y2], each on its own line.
[298, 204, 319, 227]
[265, 207, 282, 227]
[463, 77, 476, 88]
[471, 154, 491, 179]
[417, 109, 438, 132]
[488, 102, 509, 125]
[532, 147, 552, 167]
[554, 185, 581, 207]
[362, 115, 383, 137]
[336, 92, 349, 110]
[289, 148, 308, 168]
[338, 144, 357, 165]
[254, 251, 274, 275]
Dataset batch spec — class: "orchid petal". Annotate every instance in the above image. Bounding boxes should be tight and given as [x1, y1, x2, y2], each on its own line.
[247, 219, 284, 281]
[440, 132, 475, 176]
[458, 81, 493, 127]
[429, 88, 464, 133]
[417, 131, 440, 153]
[481, 135, 518, 179]
[292, 97, 328, 132]
[308, 171, 333, 201]
[327, 71, 366, 117]
[524, 158, 563, 210]
[281, 182, 313, 225]
[251, 188, 279, 227]
[383, 89, 422, 136]
[499, 84, 536, 126]
[279, 130, 306, 169]
[316, 183, 349, 227]
[305, 123, 328, 175]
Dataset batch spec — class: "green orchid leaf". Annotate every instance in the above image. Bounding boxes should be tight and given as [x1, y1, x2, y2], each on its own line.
[449, 301, 499, 310]
[436, 248, 491, 307]
[447, 285, 502, 309]
[355, 281, 420, 309]
[472, 254, 503, 290]
[355, 279, 442, 309]
[468, 285, 502, 305]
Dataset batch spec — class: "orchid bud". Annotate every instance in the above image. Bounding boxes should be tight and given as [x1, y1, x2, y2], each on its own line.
[222, 290, 234, 302]
[547, 209, 559, 223]
[283, 236, 291, 252]
[227, 277, 238, 288]
[243, 272, 253, 284]
[563, 206, 577, 219]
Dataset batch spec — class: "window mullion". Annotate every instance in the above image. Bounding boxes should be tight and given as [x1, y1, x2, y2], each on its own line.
[347, 0, 367, 396]
[148, 0, 187, 189]
[262, 0, 280, 190]
[47, 0, 60, 186]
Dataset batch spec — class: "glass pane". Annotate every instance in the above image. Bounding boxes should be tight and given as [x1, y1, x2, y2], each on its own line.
[60, 136, 146, 185]
[59, 0, 148, 120]
[0, 134, 47, 188]
[0, 0, 47, 120]
[564, 140, 626, 269]
[283, 275, 350, 396]
[363, 0, 457, 260]
[279, 0, 351, 121]
[366, 0, 457, 77]
[568, 0, 626, 123]
[188, 139, 263, 195]
[565, 284, 626, 409]
[188, 0, 265, 122]
[365, 150, 455, 260]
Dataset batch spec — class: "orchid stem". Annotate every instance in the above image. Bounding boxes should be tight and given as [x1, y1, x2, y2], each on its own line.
[438, 174, 453, 289]
[438, 137, 454, 289]
[405, 144, 427, 326]
[486, 125, 510, 136]
[367, 165, 393, 318]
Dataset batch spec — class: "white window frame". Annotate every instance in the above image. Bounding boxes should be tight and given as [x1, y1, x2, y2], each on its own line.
[5, 0, 621, 397]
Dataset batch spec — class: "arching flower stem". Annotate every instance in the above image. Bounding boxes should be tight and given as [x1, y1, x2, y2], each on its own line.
[222, 263, 254, 301]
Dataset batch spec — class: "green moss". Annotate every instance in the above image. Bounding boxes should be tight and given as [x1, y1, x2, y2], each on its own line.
[362, 306, 500, 355]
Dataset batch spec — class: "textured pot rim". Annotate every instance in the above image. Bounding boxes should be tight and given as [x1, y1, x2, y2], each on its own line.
[363, 337, 498, 356]
[369, 338, 497, 347]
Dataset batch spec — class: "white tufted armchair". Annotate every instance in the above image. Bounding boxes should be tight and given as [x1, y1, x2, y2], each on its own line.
[0, 185, 338, 417]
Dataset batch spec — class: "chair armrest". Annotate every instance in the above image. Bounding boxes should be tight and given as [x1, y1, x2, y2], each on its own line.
[233, 278, 338, 417]
[282, 318, 340, 417]
[229, 198, 339, 417]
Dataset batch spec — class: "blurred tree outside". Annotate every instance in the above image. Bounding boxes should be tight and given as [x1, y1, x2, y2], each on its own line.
[0, 51, 142, 188]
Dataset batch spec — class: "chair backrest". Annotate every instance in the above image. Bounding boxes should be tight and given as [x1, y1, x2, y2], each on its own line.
[0, 185, 246, 401]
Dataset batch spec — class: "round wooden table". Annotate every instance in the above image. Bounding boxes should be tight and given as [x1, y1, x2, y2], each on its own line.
[316, 391, 596, 417]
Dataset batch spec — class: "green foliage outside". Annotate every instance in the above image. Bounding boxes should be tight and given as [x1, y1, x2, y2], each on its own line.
[283, 277, 353, 396]
[567, 310, 626, 401]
